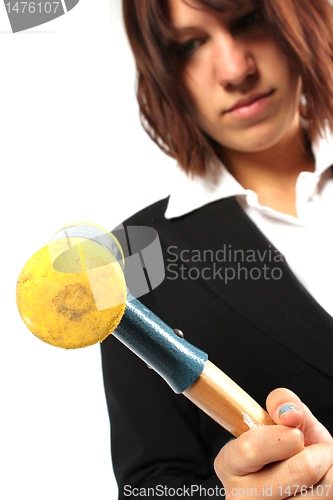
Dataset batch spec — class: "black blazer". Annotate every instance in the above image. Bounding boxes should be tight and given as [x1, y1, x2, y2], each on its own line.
[101, 197, 333, 499]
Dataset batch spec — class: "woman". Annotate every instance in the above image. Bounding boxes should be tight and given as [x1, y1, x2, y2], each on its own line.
[101, 0, 333, 498]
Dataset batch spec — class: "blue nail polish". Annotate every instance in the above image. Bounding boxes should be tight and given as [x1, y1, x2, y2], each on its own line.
[278, 403, 297, 418]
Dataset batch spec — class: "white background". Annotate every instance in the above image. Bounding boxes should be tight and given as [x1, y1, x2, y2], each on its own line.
[1, 1, 176, 498]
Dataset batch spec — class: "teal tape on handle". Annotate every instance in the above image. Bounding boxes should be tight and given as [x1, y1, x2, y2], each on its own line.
[51, 224, 207, 393]
[113, 295, 208, 394]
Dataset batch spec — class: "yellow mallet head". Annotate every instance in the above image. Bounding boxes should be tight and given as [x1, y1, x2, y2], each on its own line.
[16, 224, 127, 349]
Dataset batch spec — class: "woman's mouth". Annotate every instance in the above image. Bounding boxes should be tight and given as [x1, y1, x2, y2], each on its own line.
[225, 90, 275, 119]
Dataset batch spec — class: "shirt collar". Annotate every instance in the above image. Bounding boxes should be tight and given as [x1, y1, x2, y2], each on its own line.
[165, 129, 333, 220]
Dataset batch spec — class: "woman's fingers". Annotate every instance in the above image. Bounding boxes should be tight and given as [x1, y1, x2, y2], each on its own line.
[267, 388, 333, 445]
[300, 464, 333, 499]
[252, 443, 333, 499]
[214, 388, 333, 500]
[215, 440, 333, 500]
[215, 425, 304, 475]
[266, 388, 304, 428]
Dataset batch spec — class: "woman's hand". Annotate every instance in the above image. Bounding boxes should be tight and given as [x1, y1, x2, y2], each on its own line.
[214, 388, 333, 500]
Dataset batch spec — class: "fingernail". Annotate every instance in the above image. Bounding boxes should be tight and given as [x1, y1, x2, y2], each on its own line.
[278, 403, 297, 418]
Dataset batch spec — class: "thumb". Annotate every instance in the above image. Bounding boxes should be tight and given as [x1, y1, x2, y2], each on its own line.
[266, 388, 333, 446]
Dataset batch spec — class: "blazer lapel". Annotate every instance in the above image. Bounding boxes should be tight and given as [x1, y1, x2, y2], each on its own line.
[167, 197, 333, 378]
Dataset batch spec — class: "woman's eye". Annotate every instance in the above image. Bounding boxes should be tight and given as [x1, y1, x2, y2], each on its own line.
[235, 11, 261, 30]
[179, 38, 202, 57]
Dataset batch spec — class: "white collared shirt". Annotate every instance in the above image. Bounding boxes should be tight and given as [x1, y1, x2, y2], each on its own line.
[165, 131, 333, 317]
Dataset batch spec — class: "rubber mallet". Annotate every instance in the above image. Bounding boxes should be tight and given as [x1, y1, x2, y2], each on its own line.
[16, 223, 273, 437]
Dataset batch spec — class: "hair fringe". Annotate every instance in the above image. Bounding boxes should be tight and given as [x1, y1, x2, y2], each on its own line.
[123, 0, 333, 176]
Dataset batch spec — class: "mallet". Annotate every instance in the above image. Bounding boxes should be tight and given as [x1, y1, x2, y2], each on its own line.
[16, 223, 273, 437]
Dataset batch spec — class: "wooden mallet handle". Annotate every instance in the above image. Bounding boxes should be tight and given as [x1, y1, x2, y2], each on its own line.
[184, 361, 274, 436]
[115, 295, 274, 437]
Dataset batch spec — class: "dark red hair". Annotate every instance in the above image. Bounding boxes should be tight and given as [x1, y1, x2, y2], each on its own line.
[122, 0, 333, 176]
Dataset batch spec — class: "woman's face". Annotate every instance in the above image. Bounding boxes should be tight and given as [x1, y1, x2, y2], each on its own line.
[168, 0, 302, 156]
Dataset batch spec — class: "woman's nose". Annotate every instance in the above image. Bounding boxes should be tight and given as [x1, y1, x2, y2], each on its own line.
[213, 33, 257, 88]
